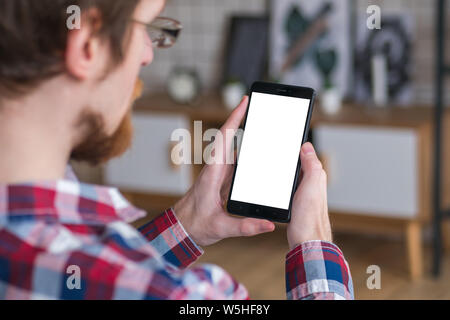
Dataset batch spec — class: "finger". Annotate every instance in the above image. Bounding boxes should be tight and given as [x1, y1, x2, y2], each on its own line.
[220, 165, 234, 202]
[220, 150, 237, 179]
[219, 151, 238, 203]
[300, 142, 323, 176]
[216, 96, 248, 165]
[296, 168, 304, 189]
[220, 215, 275, 238]
[220, 96, 248, 134]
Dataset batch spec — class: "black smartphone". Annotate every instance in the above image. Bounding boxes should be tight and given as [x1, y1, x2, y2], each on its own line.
[227, 81, 316, 223]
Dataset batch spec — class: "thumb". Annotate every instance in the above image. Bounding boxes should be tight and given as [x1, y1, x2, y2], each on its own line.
[220, 96, 248, 134]
[215, 96, 248, 165]
[300, 142, 323, 174]
[220, 215, 275, 238]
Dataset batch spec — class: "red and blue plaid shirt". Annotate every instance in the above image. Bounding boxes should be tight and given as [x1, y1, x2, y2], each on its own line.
[0, 169, 353, 300]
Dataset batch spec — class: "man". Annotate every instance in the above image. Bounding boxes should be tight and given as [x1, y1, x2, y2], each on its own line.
[0, 0, 353, 299]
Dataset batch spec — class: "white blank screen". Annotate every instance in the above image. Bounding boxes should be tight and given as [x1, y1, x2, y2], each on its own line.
[230, 92, 310, 210]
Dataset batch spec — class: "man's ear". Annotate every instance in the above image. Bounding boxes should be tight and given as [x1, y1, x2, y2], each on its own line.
[65, 8, 104, 80]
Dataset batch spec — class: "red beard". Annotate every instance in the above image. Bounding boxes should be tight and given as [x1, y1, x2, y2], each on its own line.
[70, 110, 134, 166]
[70, 79, 142, 165]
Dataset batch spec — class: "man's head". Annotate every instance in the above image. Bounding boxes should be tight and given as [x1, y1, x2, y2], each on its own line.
[0, 0, 165, 165]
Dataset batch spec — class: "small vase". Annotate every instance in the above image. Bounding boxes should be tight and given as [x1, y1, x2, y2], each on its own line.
[320, 87, 342, 115]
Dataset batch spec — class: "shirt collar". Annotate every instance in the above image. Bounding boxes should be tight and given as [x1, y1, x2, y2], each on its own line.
[0, 166, 146, 226]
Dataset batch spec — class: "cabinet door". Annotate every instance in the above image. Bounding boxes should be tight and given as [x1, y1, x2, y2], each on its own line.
[314, 125, 418, 218]
[105, 113, 192, 195]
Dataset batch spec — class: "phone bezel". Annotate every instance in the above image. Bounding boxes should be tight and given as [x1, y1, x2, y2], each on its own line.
[226, 81, 316, 223]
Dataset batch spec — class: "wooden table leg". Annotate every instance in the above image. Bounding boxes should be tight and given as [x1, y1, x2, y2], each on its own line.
[405, 221, 424, 280]
[443, 220, 450, 251]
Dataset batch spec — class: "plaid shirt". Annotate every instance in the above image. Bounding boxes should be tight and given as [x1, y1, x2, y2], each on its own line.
[0, 170, 353, 300]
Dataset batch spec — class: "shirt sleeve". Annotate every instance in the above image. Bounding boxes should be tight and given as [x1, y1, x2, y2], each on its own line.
[70, 250, 249, 300]
[137, 208, 203, 269]
[285, 240, 354, 300]
[137, 209, 354, 300]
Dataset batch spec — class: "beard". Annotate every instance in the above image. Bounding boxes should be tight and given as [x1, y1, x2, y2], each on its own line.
[70, 110, 134, 166]
[70, 79, 143, 166]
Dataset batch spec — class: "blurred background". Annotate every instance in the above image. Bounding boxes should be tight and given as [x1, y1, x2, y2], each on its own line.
[72, 0, 450, 299]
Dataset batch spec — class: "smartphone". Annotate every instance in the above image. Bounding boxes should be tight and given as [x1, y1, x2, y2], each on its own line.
[227, 81, 316, 223]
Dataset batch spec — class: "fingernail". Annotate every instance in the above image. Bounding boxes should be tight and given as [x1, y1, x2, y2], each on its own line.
[302, 143, 314, 155]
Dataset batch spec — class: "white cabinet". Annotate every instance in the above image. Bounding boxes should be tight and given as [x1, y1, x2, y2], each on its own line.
[105, 113, 192, 195]
[314, 125, 418, 218]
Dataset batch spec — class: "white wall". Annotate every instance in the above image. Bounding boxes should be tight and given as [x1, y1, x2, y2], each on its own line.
[140, 0, 450, 106]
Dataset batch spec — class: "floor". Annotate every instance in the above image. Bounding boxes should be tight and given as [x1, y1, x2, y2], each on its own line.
[195, 228, 450, 300]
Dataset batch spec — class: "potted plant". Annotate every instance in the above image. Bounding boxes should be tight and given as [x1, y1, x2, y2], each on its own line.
[315, 48, 342, 115]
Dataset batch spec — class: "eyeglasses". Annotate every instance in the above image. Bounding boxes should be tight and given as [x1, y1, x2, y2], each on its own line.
[132, 17, 182, 49]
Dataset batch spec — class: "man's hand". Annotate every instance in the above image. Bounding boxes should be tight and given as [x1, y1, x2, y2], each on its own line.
[287, 142, 332, 250]
[174, 96, 275, 247]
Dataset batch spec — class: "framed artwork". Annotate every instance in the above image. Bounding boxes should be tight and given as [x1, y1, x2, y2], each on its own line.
[354, 14, 414, 105]
[269, 0, 352, 97]
[222, 16, 270, 90]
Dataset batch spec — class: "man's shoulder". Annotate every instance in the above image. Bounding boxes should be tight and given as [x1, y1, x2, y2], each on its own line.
[0, 209, 169, 299]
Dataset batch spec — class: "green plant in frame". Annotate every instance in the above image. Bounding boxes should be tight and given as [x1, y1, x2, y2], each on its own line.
[285, 6, 307, 42]
[315, 48, 338, 89]
[284, 5, 310, 67]
[282, 1, 339, 89]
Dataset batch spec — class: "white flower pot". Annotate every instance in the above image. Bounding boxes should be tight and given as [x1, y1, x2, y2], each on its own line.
[320, 87, 342, 115]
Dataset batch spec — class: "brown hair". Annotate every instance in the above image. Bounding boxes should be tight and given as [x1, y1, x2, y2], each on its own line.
[0, 0, 140, 99]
